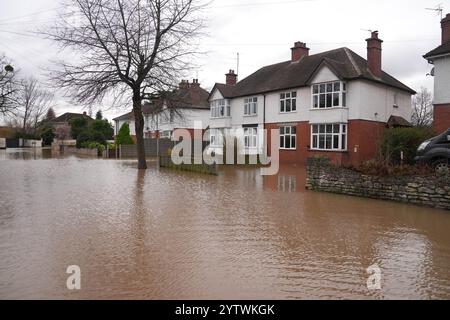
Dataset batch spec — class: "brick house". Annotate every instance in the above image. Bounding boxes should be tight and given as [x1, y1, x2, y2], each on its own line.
[424, 13, 450, 134]
[113, 79, 210, 141]
[208, 32, 415, 165]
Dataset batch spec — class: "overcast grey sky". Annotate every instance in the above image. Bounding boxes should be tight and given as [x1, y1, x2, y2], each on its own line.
[0, 0, 448, 122]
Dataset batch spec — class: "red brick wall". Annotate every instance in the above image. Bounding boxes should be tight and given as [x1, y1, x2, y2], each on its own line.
[433, 104, 450, 134]
[265, 120, 386, 166]
[347, 120, 386, 165]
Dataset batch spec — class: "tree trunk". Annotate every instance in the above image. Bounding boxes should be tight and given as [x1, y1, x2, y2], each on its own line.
[133, 95, 147, 170]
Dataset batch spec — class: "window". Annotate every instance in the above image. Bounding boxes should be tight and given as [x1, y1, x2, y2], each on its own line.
[393, 93, 399, 108]
[244, 127, 258, 148]
[209, 129, 224, 147]
[279, 126, 296, 150]
[211, 99, 231, 118]
[311, 124, 347, 151]
[280, 91, 297, 113]
[244, 97, 258, 116]
[160, 130, 172, 139]
[312, 81, 346, 109]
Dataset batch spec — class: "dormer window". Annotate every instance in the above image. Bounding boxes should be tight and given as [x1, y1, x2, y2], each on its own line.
[312, 81, 346, 109]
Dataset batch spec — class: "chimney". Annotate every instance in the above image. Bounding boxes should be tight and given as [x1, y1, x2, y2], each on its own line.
[191, 79, 200, 87]
[291, 41, 309, 62]
[225, 70, 237, 86]
[83, 111, 87, 116]
[366, 31, 383, 78]
[442, 13, 450, 44]
[179, 80, 189, 89]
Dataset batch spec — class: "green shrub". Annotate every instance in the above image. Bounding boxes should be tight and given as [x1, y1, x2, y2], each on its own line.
[116, 123, 134, 145]
[69, 117, 88, 140]
[90, 119, 114, 140]
[39, 125, 55, 146]
[380, 127, 435, 165]
[80, 141, 105, 156]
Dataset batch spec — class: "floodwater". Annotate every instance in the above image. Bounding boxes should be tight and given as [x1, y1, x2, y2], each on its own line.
[0, 149, 449, 299]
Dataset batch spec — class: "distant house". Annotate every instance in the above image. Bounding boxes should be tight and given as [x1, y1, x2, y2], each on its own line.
[424, 13, 450, 133]
[113, 79, 210, 140]
[208, 32, 415, 165]
[46, 112, 94, 128]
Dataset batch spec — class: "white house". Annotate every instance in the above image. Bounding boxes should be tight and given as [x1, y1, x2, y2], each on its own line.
[113, 79, 210, 141]
[424, 12, 450, 134]
[208, 32, 415, 165]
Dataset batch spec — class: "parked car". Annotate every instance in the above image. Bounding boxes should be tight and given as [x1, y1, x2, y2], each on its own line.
[414, 128, 450, 173]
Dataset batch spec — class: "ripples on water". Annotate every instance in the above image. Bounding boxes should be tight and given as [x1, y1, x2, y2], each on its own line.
[0, 149, 449, 299]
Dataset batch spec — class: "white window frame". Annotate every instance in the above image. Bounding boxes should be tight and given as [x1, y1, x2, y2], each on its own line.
[244, 97, 258, 116]
[210, 99, 231, 119]
[209, 128, 224, 147]
[280, 91, 297, 113]
[310, 123, 347, 151]
[244, 127, 258, 149]
[312, 81, 347, 109]
[279, 125, 297, 150]
[160, 130, 172, 139]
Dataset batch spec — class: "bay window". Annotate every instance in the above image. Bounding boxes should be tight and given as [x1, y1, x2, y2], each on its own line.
[244, 97, 258, 116]
[280, 91, 297, 113]
[211, 99, 231, 118]
[244, 127, 258, 148]
[311, 124, 347, 151]
[312, 81, 346, 109]
[279, 125, 296, 150]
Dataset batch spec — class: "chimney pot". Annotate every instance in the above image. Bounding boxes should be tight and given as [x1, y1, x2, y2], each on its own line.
[441, 13, 450, 44]
[225, 70, 237, 86]
[366, 31, 383, 78]
[291, 41, 309, 62]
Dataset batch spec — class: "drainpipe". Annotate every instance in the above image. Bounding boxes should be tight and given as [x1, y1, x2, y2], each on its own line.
[263, 94, 266, 155]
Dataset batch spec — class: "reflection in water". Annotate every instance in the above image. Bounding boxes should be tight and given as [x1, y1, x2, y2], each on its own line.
[0, 148, 53, 160]
[0, 151, 449, 299]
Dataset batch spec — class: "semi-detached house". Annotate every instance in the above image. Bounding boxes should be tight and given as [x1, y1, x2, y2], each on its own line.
[113, 79, 210, 141]
[208, 32, 415, 165]
[424, 13, 450, 134]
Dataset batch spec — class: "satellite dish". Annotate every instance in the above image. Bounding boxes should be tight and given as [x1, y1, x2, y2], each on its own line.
[430, 67, 435, 76]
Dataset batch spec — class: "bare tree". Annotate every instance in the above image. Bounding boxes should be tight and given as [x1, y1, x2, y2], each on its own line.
[46, 0, 206, 169]
[54, 124, 71, 144]
[16, 77, 55, 134]
[412, 87, 434, 127]
[0, 55, 20, 116]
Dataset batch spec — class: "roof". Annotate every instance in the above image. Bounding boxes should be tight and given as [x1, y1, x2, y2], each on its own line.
[424, 42, 450, 60]
[113, 84, 210, 121]
[113, 112, 133, 122]
[387, 115, 412, 128]
[48, 112, 94, 124]
[211, 47, 416, 99]
[166, 84, 210, 109]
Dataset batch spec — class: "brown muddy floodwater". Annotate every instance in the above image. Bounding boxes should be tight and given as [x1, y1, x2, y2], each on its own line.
[0, 148, 449, 299]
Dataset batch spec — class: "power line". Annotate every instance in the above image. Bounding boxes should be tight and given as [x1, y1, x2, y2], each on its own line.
[0, 29, 38, 38]
[0, 6, 61, 24]
[211, 0, 315, 9]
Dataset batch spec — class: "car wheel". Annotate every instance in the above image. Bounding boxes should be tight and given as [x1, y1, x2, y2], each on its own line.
[432, 159, 450, 174]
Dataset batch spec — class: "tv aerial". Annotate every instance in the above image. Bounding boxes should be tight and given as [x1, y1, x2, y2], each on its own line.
[426, 4, 443, 19]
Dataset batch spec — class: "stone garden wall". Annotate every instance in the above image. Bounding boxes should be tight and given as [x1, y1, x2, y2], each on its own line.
[306, 158, 450, 210]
